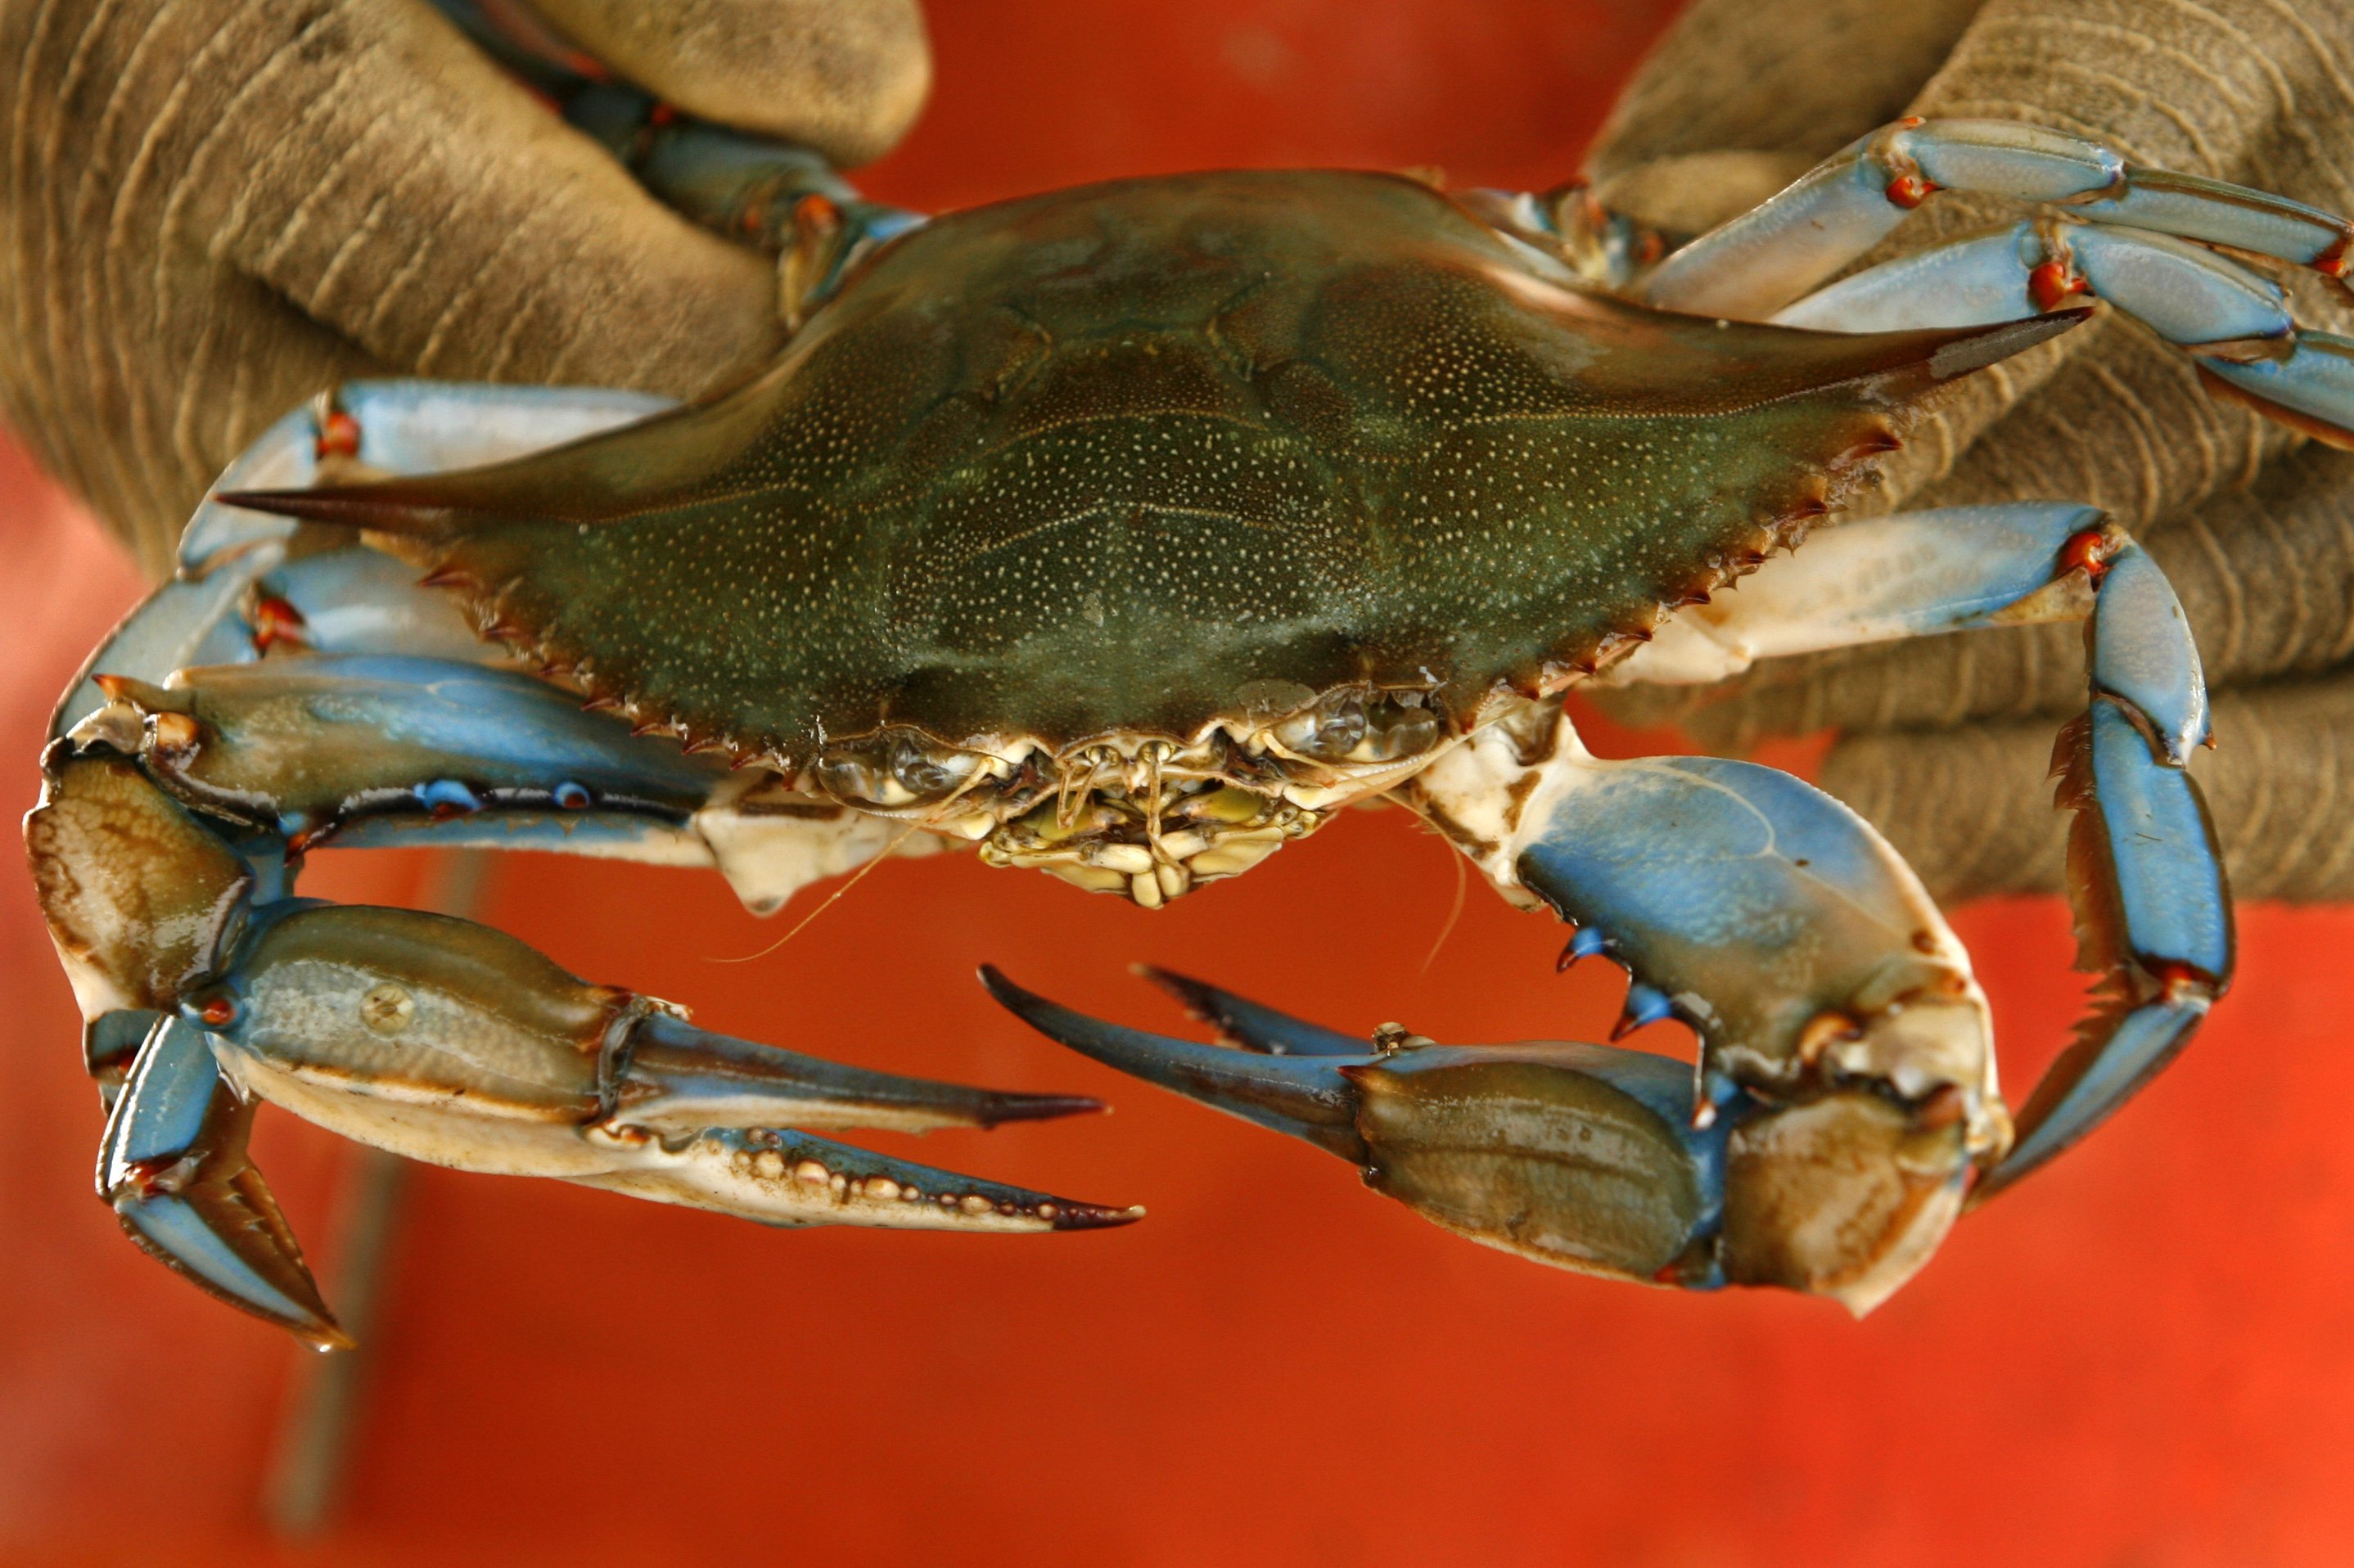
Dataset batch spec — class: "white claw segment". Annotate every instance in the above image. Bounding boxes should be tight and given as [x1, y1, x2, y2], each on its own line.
[579, 1127, 1141, 1234]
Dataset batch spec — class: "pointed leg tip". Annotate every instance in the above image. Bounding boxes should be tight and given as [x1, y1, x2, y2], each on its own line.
[976, 1091, 1107, 1127]
[976, 965, 1107, 1049]
[1050, 1201, 1148, 1232]
[976, 962, 1026, 1008]
[301, 1321, 359, 1354]
[1133, 962, 1215, 1015]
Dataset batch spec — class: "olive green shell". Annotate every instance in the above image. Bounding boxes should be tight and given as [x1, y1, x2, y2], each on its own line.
[259, 169, 2071, 760]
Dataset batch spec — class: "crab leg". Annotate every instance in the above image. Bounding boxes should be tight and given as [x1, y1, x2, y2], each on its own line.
[1769, 221, 2354, 444]
[1608, 502, 2112, 685]
[1640, 119, 2353, 320]
[28, 732, 1131, 1340]
[422, 0, 924, 322]
[1000, 504, 2227, 1304]
[1613, 502, 2230, 1195]
[56, 380, 674, 738]
[72, 654, 728, 855]
[1635, 119, 2354, 442]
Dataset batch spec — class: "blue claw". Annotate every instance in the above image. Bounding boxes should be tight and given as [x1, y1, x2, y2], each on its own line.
[99, 1018, 345, 1349]
[1134, 966, 1370, 1057]
[985, 966, 1738, 1287]
[979, 966, 1369, 1159]
[1514, 755, 1985, 1096]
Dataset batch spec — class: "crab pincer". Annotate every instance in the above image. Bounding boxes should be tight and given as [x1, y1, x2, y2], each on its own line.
[985, 966, 1731, 1290]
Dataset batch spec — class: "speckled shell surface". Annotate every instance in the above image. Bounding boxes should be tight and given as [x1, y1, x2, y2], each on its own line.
[295, 169, 2066, 759]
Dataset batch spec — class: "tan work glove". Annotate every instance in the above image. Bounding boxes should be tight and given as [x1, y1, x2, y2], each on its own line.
[1585, 0, 2354, 902]
[0, 0, 928, 577]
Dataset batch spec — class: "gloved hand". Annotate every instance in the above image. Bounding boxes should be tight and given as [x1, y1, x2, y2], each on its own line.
[1582, 0, 2354, 902]
[0, 0, 928, 575]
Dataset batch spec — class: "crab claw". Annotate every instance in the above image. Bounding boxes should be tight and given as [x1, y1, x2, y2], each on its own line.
[174, 903, 1139, 1242]
[982, 966, 1734, 1288]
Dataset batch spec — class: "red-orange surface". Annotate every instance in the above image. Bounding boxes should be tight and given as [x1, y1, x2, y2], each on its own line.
[8, 3, 2354, 1564]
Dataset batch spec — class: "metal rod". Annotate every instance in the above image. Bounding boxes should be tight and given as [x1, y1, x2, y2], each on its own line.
[262, 849, 493, 1536]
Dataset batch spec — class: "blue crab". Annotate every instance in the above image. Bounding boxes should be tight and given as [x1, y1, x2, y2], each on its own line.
[33, 95, 2354, 1345]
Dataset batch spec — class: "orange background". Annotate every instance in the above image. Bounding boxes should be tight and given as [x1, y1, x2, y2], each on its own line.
[8, 2, 2354, 1564]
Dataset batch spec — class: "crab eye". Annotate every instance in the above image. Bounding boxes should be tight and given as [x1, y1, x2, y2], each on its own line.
[1279, 697, 1368, 760]
[1277, 692, 1441, 764]
[889, 735, 961, 798]
[817, 732, 981, 807]
[814, 745, 886, 804]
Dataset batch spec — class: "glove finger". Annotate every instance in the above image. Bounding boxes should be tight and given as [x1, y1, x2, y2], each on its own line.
[527, 0, 929, 167]
[1585, 0, 1988, 182]
[2, 0, 782, 570]
[203, 3, 783, 394]
[1869, 0, 2354, 486]
[1821, 673, 2354, 903]
[1594, 438, 2354, 746]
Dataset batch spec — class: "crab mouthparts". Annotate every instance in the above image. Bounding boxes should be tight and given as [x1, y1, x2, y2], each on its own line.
[977, 769, 1319, 908]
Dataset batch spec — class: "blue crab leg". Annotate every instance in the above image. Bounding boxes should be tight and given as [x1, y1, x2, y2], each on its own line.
[1769, 221, 2354, 445]
[176, 381, 675, 579]
[56, 381, 675, 738]
[983, 967, 1733, 1286]
[101, 1016, 348, 1349]
[1641, 119, 2354, 320]
[422, 0, 923, 322]
[71, 653, 727, 854]
[1615, 503, 2228, 1194]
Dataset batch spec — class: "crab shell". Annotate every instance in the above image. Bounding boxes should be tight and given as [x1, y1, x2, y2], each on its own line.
[242, 167, 2067, 899]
